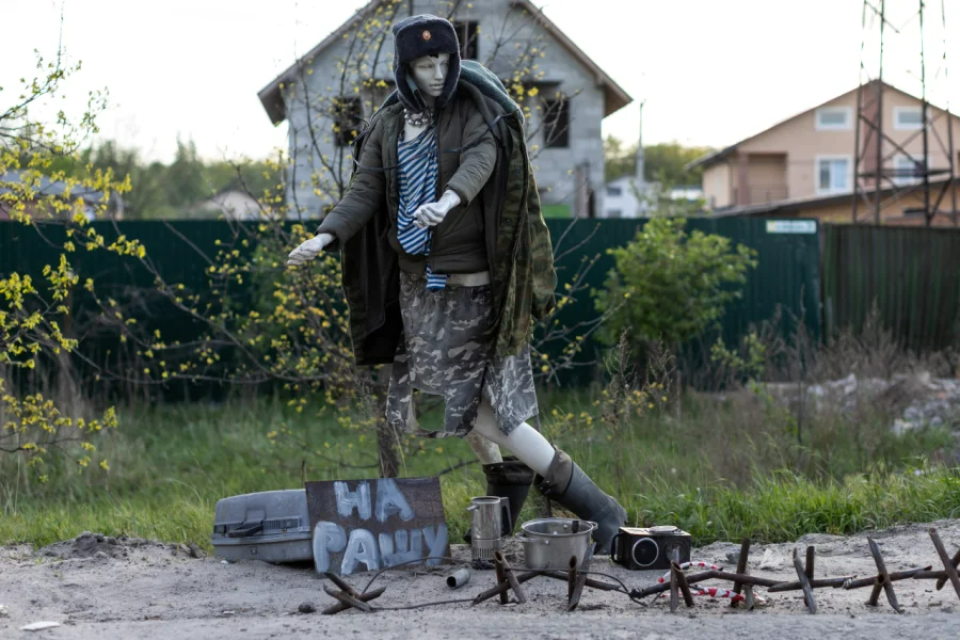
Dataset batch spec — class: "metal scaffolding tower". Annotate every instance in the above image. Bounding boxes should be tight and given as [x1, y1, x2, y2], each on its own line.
[853, 0, 957, 226]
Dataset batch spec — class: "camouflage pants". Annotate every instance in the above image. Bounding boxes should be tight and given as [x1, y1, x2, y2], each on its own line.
[386, 272, 539, 438]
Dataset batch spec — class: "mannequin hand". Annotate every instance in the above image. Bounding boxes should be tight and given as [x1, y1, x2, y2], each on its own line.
[413, 190, 461, 228]
[287, 233, 334, 267]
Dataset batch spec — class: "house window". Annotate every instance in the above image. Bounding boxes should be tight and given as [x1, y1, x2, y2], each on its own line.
[815, 107, 852, 131]
[894, 106, 925, 130]
[606, 186, 623, 197]
[544, 99, 570, 149]
[893, 154, 928, 185]
[332, 96, 362, 147]
[607, 209, 623, 218]
[453, 21, 479, 60]
[816, 156, 851, 194]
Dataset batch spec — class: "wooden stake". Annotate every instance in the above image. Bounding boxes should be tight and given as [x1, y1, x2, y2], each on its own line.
[866, 537, 902, 613]
[669, 560, 680, 612]
[631, 571, 716, 599]
[673, 562, 695, 607]
[538, 571, 622, 592]
[495, 551, 527, 605]
[731, 537, 751, 608]
[710, 571, 780, 587]
[843, 566, 929, 589]
[935, 549, 960, 591]
[567, 558, 588, 611]
[769, 576, 852, 592]
[321, 587, 386, 615]
[472, 571, 541, 606]
[494, 557, 509, 605]
[324, 573, 362, 597]
[323, 586, 372, 613]
[792, 548, 817, 614]
[929, 528, 960, 602]
[867, 577, 884, 607]
[567, 555, 578, 601]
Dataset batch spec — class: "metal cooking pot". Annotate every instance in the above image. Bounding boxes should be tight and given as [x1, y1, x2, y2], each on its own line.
[517, 518, 597, 570]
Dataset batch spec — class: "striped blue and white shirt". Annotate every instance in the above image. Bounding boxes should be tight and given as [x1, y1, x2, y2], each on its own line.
[396, 125, 447, 290]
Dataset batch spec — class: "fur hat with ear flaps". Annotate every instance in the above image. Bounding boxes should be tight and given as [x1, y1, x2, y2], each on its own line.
[392, 14, 462, 113]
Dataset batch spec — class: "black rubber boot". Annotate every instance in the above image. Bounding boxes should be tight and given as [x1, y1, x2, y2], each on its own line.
[533, 447, 627, 554]
[463, 457, 535, 543]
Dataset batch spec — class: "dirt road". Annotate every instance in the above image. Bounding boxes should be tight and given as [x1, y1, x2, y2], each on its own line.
[3, 519, 960, 639]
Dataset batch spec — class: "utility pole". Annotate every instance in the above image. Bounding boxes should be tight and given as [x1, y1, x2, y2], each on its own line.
[853, 0, 956, 226]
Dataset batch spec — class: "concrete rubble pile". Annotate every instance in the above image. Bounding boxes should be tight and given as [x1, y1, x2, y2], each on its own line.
[763, 371, 960, 435]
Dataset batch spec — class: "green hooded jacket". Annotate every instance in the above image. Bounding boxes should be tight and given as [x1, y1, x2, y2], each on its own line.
[318, 71, 557, 366]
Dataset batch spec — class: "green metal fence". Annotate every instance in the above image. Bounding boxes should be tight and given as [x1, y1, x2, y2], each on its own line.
[0, 217, 822, 389]
[822, 224, 960, 352]
[546, 217, 822, 385]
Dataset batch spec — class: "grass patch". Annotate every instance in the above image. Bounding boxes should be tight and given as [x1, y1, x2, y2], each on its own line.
[1, 390, 958, 550]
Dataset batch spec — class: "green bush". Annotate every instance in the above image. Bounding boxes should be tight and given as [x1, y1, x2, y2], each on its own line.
[595, 217, 758, 355]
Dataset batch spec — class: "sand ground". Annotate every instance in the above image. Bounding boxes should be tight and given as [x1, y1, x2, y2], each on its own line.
[3, 519, 960, 639]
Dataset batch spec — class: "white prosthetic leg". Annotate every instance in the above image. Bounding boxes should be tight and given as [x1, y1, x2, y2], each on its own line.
[461, 401, 542, 542]
[471, 399, 627, 552]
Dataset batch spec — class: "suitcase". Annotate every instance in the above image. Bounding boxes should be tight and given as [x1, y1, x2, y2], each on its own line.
[211, 489, 313, 563]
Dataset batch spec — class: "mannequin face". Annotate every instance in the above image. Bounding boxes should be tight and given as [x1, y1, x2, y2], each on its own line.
[410, 53, 451, 98]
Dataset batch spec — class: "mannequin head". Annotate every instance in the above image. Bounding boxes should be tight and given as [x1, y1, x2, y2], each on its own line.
[391, 14, 461, 112]
[409, 53, 451, 101]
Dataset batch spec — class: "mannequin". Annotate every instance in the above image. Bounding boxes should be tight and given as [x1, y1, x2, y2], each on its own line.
[288, 54, 557, 477]
[287, 14, 626, 550]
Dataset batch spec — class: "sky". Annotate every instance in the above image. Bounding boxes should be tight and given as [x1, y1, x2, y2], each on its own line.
[2, 0, 957, 163]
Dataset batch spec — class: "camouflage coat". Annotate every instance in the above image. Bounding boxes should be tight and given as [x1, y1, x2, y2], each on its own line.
[325, 77, 557, 366]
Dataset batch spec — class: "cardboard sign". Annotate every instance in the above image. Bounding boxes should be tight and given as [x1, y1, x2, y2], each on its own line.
[305, 476, 450, 576]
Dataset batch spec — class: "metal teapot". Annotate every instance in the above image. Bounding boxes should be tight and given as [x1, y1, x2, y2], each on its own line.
[466, 496, 511, 561]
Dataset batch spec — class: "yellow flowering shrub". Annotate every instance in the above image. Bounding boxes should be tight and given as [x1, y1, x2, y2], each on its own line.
[1, 46, 129, 478]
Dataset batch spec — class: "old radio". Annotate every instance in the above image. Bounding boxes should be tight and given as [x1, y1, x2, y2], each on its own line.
[610, 525, 691, 571]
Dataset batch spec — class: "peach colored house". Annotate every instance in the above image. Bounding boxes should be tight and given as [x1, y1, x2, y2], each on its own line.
[690, 81, 960, 226]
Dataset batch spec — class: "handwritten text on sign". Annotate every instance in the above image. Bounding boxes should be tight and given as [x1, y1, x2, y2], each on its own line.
[305, 477, 449, 576]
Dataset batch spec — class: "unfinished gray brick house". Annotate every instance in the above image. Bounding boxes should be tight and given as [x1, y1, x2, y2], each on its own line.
[258, 0, 630, 219]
